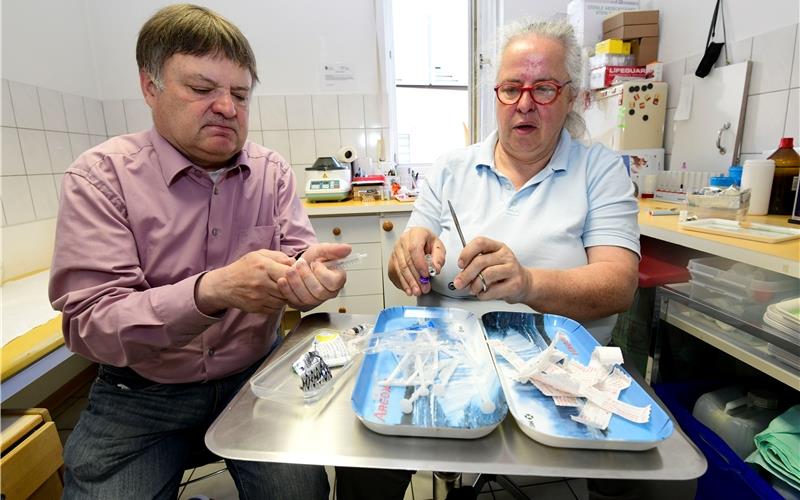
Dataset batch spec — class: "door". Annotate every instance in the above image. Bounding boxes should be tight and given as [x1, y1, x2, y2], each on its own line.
[671, 61, 751, 171]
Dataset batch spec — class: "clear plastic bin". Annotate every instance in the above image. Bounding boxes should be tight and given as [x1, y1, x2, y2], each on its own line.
[687, 257, 799, 305]
[692, 386, 781, 459]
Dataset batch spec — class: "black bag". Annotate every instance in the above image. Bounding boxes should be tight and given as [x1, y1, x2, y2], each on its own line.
[695, 0, 728, 77]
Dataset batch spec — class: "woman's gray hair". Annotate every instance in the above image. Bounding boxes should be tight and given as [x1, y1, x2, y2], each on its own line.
[498, 18, 587, 140]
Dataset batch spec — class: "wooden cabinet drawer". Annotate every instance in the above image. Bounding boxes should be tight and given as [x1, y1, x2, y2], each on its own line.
[346, 243, 382, 270]
[1, 411, 63, 500]
[311, 215, 379, 244]
[303, 294, 384, 315]
[340, 269, 383, 297]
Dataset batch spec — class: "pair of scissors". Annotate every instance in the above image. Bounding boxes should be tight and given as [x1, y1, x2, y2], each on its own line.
[447, 200, 488, 294]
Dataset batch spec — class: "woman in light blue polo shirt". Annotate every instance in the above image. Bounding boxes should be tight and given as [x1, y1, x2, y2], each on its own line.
[336, 18, 641, 500]
[387, 20, 640, 346]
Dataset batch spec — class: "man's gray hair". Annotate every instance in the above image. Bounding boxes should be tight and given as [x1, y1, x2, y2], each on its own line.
[137, 4, 258, 89]
[498, 19, 587, 139]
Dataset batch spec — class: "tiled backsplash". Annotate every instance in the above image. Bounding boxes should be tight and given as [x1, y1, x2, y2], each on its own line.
[663, 22, 800, 170]
[1, 79, 387, 228]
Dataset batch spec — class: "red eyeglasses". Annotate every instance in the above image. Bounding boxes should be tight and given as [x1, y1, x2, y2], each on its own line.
[493, 80, 572, 105]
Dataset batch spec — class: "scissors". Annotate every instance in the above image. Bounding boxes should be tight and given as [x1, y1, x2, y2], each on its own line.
[447, 200, 488, 294]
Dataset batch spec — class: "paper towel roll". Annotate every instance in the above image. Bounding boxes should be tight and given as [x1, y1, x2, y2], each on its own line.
[741, 160, 775, 215]
[336, 146, 357, 163]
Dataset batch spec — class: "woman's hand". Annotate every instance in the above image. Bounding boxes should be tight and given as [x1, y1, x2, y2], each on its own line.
[387, 227, 445, 296]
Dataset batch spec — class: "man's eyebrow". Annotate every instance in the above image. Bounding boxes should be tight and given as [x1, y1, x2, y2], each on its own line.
[187, 74, 251, 92]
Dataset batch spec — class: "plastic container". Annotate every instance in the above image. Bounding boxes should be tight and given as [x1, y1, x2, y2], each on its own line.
[654, 382, 783, 500]
[687, 257, 799, 305]
[692, 386, 781, 458]
[766, 137, 800, 215]
[709, 175, 735, 188]
[728, 165, 743, 186]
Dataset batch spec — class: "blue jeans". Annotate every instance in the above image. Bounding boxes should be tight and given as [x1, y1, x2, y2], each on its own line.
[62, 358, 329, 500]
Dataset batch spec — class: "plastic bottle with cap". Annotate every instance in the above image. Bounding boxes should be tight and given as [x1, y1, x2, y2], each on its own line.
[766, 137, 800, 215]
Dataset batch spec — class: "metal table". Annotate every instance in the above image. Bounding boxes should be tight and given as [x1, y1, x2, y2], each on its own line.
[206, 313, 706, 480]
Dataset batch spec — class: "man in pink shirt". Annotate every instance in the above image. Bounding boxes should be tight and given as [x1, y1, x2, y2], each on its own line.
[48, 4, 347, 499]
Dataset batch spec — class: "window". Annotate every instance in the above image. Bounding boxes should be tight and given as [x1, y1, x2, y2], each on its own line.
[391, 0, 468, 164]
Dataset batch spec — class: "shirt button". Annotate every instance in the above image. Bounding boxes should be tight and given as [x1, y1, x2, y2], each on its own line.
[207, 348, 215, 357]
[211, 228, 220, 237]
[213, 186, 220, 195]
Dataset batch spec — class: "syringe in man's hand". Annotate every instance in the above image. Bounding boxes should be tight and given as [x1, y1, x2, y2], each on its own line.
[296, 252, 368, 270]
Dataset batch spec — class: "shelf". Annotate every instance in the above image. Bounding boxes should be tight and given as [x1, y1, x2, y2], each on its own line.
[658, 284, 799, 390]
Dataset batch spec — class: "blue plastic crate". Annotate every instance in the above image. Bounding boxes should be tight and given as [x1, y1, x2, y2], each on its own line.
[653, 382, 782, 500]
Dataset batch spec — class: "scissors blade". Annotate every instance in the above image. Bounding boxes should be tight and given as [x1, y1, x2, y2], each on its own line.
[447, 200, 467, 248]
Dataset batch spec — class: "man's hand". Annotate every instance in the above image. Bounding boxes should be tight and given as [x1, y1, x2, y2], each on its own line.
[452, 236, 532, 303]
[387, 227, 445, 296]
[277, 243, 351, 311]
[195, 249, 295, 315]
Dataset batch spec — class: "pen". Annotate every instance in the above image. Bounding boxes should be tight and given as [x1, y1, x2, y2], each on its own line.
[447, 200, 488, 293]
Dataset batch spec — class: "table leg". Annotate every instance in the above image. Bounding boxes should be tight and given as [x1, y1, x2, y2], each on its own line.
[432, 471, 462, 499]
[645, 286, 665, 385]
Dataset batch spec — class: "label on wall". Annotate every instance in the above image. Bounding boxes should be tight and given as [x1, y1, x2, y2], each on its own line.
[323, 63, 355, 89]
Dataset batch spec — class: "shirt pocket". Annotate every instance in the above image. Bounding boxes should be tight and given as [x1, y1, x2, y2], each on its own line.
[235, 225, 279, 259]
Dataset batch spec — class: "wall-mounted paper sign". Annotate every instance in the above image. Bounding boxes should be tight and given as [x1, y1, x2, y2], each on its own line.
[322, 63, 355, 89]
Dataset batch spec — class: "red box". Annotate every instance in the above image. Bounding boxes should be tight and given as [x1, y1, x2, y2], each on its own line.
[589, 65, 647, 89]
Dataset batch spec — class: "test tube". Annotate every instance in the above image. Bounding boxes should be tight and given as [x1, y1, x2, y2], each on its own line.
[425, 254, 436, 277]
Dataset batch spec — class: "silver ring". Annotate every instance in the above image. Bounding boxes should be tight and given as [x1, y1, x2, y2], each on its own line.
[478, 272, 487, 293]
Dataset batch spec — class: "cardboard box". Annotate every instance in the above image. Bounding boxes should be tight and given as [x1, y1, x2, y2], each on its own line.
[595, 38, 631, 55]
[603, 10, 659, 32]
[567, 0, 640, 48]
[630, 37, 659, 65]
[604, 23, 659, 40]
[589, 65, 647, 89]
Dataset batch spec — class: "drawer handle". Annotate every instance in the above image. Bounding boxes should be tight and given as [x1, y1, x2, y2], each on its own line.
[338, 307, 347, 313]
[332, 227, 342, 236]
[382, 220, 394, 232]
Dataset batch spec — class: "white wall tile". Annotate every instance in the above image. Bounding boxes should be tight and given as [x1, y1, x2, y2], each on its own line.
[286, 95, 313, 129]
[18, 129, 52, 174]
[247, 130, 263, 146]
[750, 24, 796, 95]
[68, 133, 91, 160]
[724, 38, 752, 67]
[366, 129, 383, 161]
[312, 95, 339, 129]
[1, 80, 16, 127]
[739, 152, 765, 163]
[63, 93, 89, 133]
[314, 129, 341, 157]
[124, 99, 152, 133]
[338, 95, 365, 128]
[38, 88, 68, 132]
[54, 173, 65, 200]
[683, 54, 702, 75]
[364, 94, 382, 129]
[89, 135, 107, 147]
[28, 174, 59, 219]
[289, 130, 316, 164]
[84, 98, 107, 135]
[9, 81, 43, 129]
[791, 24, 800, 89]
[45, 131, 73, 173]
[258, 96, 288, 130]
[247, 97, 261, 131]
[339, 129, 367, 160]
[741, 91, 789, 154]
[664, 109, 676, 155]
[0, 197, 5, 226]
[663, 59, 685, 109]
[1, 175, 36, 225]
[262, 130, 291, 162]
[785, 88, 799, 140]
[292, 164, 310, 198]
[2, 127, 25, 175]
[103, 100, 127, 137]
